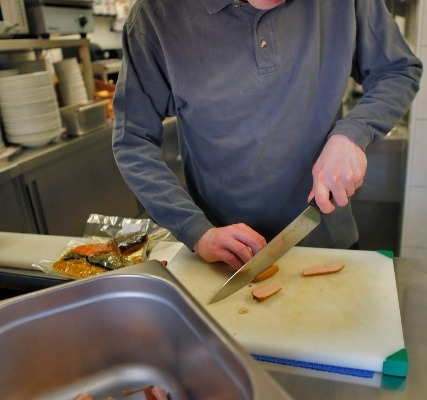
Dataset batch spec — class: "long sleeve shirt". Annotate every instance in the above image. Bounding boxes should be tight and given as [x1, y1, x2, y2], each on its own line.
[113, 0, 422, 250]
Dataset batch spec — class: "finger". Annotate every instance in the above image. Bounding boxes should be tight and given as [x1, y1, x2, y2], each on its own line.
[196, 243, 245, 269]
[238, 236, 266, 256]
[218, 249, 246, 270]
[345, 175, 364, 197]
[222, 239, 254, 265]
[344, 183, 356, 197]
[355, 178, 364, 189]
[309, 183, 335, 213]
[229, 224, 267, 255]
[330, 187, 349, 207]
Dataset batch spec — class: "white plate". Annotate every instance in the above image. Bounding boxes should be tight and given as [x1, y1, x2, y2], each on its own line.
[0, 91, 57, 106]
[3, 109, 60, 123]
[1, 101, 59, 116]
[0, 69, 19, 77]
[4, 120, 62, 135]
[0, 71, 50, 82]
[7, 127, 64, 148]
[7, 125, 64, 139]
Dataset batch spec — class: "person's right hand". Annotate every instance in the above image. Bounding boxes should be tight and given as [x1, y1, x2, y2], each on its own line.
[308, 134, 367, 213]
[193, 224, 266, 270]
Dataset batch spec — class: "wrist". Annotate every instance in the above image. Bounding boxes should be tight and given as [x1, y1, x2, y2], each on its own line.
[328, 133, 365, 151]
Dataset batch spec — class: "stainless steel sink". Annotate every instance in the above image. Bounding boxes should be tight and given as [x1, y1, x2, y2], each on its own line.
[0, 261, 292, 400]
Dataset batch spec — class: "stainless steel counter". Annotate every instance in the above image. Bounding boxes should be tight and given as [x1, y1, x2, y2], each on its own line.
[264, 257, 427, 399]
[0, 125, 112, 181]
[0, 126, 142, 236]
[0, 257, 425, 399]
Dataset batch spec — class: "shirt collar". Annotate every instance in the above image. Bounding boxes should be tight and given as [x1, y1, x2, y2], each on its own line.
[200, 0, 233, 14]
[200, 0, 287, 14]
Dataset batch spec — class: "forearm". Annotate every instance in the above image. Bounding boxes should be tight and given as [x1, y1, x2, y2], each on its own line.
[112, 25, 214, 250]
[113, 128, 214, 249]
[331, 61, 421, 149]
[330, 0, 422, 150]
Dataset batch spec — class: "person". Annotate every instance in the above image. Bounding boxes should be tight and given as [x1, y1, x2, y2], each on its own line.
[112, 0, 422, 270]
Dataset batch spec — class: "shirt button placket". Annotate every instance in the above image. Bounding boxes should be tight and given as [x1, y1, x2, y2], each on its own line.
[255, 15, 278, 74]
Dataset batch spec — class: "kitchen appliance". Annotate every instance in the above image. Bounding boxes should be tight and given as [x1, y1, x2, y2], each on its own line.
[209, 203, 321, 304]
[0, 0, 29, 37]
[168, 246, 408, 377]
[0, 261, 291, 399]
[23, 0, 94, 37]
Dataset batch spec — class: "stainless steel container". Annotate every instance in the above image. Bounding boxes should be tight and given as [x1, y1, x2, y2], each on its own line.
[60, 100, 108, 136]
[0, 261, 292, 400]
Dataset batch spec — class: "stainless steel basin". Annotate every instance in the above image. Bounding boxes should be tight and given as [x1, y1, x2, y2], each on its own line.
[0, 261, 291, 399]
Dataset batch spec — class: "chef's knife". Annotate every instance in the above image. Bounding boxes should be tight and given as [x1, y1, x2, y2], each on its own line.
[208, 201, 322, 304]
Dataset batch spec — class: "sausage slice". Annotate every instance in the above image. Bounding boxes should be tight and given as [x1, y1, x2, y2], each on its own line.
[252, 282, 282, 302]
[252, 264, 279, 282]
[303, 262, 345, 277]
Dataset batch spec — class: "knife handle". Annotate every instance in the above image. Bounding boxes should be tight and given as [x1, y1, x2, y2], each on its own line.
[309, 192, 333, 211]
[309, 197, 319, 209]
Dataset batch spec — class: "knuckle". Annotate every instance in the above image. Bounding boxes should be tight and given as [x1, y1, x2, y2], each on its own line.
[232, 241, 247, 253]
[222, 252, 240, 267]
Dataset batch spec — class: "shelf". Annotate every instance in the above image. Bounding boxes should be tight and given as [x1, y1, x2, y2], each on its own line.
[0, 38, 91, 52]
[0, 38, 95, 100]
[93, 13, 117, 17]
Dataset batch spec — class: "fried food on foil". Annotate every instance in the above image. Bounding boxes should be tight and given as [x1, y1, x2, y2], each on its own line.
[53, 233, 148, 279]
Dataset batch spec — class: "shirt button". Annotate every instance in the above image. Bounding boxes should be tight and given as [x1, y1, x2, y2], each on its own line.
[260, 39, 267, 48]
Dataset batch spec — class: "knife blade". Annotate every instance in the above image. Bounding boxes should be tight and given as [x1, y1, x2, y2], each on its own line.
[208, 202, 322, 304]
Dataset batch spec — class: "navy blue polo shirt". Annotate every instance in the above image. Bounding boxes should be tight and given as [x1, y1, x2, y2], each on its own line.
[113, 0, 422, 250]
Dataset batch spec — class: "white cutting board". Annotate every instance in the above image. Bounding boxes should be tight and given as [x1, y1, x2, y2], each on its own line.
[167, 246, 406, 374]
[0, 232, 84, 270]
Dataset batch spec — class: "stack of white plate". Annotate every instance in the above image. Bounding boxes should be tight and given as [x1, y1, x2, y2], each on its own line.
[54, 58, 89, 106]
[0, 127, 5, 153]
[0, 69, 18, 78]
[0, 59, 46, 75]
[0, 71, 63, 148]
[0, 70, 17, 151]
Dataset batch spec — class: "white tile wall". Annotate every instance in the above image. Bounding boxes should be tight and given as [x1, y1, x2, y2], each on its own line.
[404, 247, 427, 260]
[404, 187, 427, 247]
[422, 1, 427, 46]
[400, 0, 427, 258]
[409, 120, 427, 186]
[414, 46, 427, 119]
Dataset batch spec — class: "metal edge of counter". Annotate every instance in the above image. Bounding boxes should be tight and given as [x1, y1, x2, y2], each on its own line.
[0, 123, 113, 179]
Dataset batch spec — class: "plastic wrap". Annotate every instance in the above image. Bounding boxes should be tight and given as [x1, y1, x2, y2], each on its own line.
[34, 214, 176, 279]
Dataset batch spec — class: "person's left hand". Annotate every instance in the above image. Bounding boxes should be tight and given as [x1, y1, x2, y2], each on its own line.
[193, 224, 266, 270]
[308, 134, 367, 213]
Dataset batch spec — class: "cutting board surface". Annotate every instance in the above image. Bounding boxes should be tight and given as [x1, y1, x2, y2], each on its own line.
[0, 232, 82, 270]
[167, 246, 405, 374]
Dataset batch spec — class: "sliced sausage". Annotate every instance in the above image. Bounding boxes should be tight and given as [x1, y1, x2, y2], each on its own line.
[73, 394, 94, 400]
[303, 262, 345, 277]
[252, 282, 282, 302]
[152, 386, 169, 400]
[252, 264, 279, 282]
